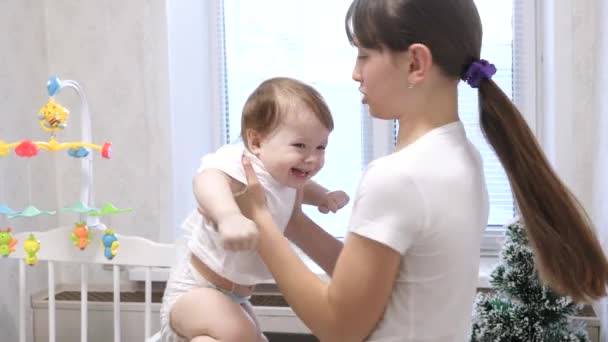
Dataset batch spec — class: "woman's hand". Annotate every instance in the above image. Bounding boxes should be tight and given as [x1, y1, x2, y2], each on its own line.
[235, 154, 272, 224]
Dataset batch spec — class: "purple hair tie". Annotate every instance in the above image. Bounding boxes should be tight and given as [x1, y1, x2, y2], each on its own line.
[463, 59, 496, 88]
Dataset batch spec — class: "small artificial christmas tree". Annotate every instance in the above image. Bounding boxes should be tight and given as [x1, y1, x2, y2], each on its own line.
[471, 219, 589, 342]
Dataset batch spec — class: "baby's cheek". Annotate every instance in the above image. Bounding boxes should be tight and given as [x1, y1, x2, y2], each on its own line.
[318, 156, 326, 169]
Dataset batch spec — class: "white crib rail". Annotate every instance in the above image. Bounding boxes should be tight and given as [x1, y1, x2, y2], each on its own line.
[19, 260, 26, 342]
[9, 225, 176, 342]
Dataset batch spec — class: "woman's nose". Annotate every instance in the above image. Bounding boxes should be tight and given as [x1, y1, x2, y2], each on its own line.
[352, 67, 361, 82]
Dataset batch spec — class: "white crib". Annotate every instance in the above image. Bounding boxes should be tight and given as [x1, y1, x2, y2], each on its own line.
[7, 225, 173, 342]
[0, 76, 177, 341]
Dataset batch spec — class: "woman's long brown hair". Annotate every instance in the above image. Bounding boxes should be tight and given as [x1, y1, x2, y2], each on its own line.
[478, 79, 608, 302]
[346, 0, 608, 302]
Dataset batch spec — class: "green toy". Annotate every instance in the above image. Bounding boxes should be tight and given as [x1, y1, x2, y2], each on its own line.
[0, 228, 17, 257]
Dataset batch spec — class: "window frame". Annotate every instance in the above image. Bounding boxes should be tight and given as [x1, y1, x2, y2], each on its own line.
[479, 0, 542, 253]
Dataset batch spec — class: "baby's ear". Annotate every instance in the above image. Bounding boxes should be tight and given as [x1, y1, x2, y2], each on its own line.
[245, 129, 262, 154]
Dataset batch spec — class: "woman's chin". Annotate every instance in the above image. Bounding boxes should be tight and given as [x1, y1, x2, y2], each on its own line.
[368, 107, 394, 120]
[367, 108, 383, 119]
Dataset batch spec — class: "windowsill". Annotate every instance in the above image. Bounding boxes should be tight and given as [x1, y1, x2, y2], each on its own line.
[128, 255, 501, 289]
[477, 256, 500, 288]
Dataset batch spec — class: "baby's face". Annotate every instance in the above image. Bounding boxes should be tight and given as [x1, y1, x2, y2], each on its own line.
[253, 106, 330, 189]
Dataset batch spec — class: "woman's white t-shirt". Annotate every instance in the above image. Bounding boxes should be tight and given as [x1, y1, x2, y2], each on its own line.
[348, 121, 489, 342]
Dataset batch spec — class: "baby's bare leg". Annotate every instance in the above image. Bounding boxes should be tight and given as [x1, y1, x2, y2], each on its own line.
[171, 287, 259, 342]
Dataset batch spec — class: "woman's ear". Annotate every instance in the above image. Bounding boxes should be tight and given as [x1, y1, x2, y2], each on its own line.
[405, 43, 433, 86]
[245, 129, 262, 155]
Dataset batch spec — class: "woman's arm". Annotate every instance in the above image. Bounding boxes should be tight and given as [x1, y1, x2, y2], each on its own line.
[284, 206, 343, 276]
[238, 157, 400, 342]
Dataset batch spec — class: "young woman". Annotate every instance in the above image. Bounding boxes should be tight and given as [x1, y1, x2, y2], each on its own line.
[235, 0, 608, 341]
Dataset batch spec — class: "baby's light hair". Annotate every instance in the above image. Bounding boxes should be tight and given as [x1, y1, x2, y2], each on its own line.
[240, 77, 333, 149]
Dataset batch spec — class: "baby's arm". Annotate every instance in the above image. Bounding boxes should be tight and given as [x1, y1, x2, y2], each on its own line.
[285, 208, 343, 276]
[193, 169, 258, 250]
[303, 180, 350, 214]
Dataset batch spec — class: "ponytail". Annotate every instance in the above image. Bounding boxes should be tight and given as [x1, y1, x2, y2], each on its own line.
[478, 79, 608, 302]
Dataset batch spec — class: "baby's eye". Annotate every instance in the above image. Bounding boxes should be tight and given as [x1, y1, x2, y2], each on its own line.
[317, 145, 326, 150]
[291, 143, 306, 149]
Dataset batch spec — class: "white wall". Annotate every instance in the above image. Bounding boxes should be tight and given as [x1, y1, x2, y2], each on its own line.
[0, 1, 183, 340]
[42, 0, 174, 242]
[1, 2, 54, 341]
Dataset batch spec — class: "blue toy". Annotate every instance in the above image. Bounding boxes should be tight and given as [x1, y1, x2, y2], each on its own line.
[101, 229, 119, 260]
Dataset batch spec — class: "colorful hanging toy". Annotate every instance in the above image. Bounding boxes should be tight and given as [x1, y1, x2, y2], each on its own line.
[62, 202, 131, 255]
[0, 76, 112, 159]
[23, 234, 40, 266]
[71, 222, 92, 250]
[0, 228, 18, 257]
[101, 229, 119, 260]
[0, 76, 130, 265]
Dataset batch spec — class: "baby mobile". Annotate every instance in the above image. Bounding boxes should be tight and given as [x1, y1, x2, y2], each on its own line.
[0, 76, 131, 265]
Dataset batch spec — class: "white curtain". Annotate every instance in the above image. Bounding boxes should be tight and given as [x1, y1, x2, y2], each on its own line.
[540, 0, 608, 338]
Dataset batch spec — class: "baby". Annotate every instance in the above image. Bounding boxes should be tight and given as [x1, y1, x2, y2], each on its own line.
[160, 77, 349, 342]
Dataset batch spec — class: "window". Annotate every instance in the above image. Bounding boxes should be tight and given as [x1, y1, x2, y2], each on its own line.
[223, 0, 360, 237]
[459, 0, 516, 226]
[219, 0, 537, 244]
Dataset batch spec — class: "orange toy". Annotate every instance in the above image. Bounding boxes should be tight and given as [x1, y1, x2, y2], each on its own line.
[70, 222, 92, 250]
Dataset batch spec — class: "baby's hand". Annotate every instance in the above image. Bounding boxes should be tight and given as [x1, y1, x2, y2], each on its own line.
[217, 213, 259, 251]
[318, 190, 350, 214]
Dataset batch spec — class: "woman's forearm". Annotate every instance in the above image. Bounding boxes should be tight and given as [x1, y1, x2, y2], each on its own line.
[237, 157, 368, 341]
[285, 211, 343, 276]
[255, 212, 350, 341]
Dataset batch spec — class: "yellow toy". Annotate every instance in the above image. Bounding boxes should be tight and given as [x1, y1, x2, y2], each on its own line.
[37, 98, 68, 131]
[23, 234, 40, 266]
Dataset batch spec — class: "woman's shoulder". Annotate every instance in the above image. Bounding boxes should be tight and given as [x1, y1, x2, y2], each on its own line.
[357, 156, 424, 206]
[363, 151, 420, 184]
